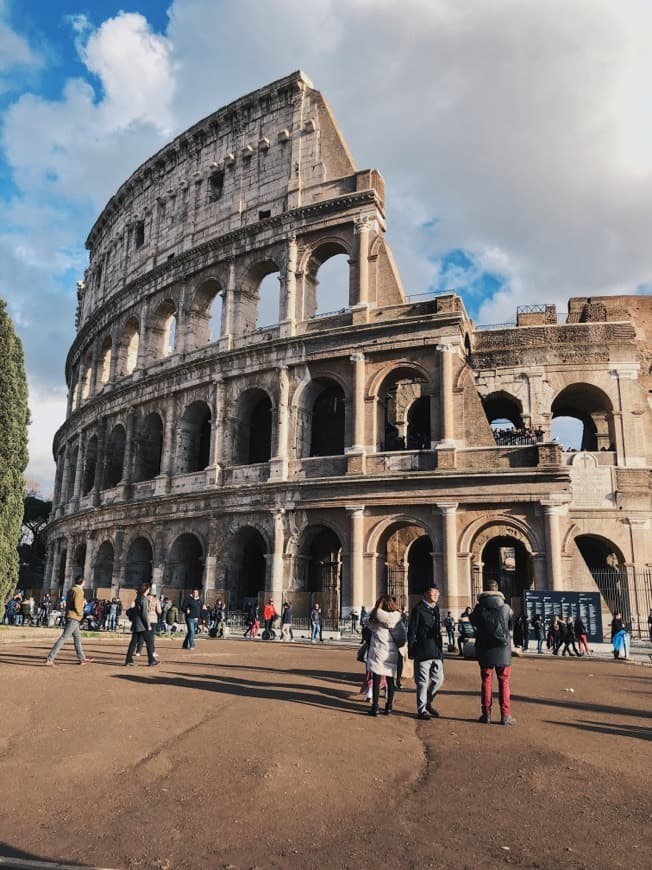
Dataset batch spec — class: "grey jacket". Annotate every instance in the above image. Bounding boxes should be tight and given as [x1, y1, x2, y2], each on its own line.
[470, 591, 513, 667]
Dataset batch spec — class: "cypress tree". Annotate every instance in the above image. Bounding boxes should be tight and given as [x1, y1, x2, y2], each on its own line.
[0, 298, 29, 604]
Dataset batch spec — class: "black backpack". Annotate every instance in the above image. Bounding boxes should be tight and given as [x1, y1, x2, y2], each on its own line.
[479, 606, 509, 648]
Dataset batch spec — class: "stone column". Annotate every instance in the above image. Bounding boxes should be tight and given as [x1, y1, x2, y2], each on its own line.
[92, 421, 107, 505]
[89, 344, 100, 398]
[350, 352, 366, 451]
[109, 326, 121, 383]
[62, 541, 74, 592]
[83, 538, 94, 586]
[438, 502, 459, 608]
[221, 260, 235, 346]
[58, 446, 72, 514]
[354, 218, 370, 308]
[270, 366, 290, 481]
[120, 410, 136, 488]
[75, 365, 84, 410]
[71, 432, 85, 508]
[436, 344, 456, 446]
[348, 506, 365, 609]
[543, 503, 564, 589]
[281, 235, 297, 337]
[270, 510, 286, 603]
[135, 300, 149, 371]
[206, 378, 225, 485]
[157, 396, 176, 494]
[611, 364, 641, 467]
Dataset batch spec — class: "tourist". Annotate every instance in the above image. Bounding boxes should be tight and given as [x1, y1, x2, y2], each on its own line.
[407, 583, 444, 720]
[610, 612, 628, 659]
[244, 603, 259, 639]
[181, 588, 203, 649]
[521, 613, 530, 651]
[45, 576, 93, 667]
[310, 603, 322, 643]
[136, 589, 161, 659]
[124, 581, 160, 667]
[457, 606, 474, 656]
[533, 614, 545, 654]
[350, 608, 359, 634]
[470, 579, 515, 726]
[574, 615, 590, 655]
[444, 611, 456, 649]
[560, 616, 581, 656]
[549, 616, 562, 654]
[365, 596, 406, 716]
[263, 598, 277, 636]
[280, 602, 293, 641]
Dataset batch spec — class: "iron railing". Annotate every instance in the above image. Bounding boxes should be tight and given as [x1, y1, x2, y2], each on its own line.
[589, 567, 652, 639]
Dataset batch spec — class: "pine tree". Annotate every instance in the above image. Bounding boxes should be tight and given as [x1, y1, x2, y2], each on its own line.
[0, 298, 29, 604]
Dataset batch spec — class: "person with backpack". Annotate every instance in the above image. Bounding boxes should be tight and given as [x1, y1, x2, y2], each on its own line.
[45, 576, 93, 666]
[470, 580, 515, 726]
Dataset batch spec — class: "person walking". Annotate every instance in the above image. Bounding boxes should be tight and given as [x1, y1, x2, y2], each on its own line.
[533, 613, 545, 654]
[549, 615, 562, 654]
[124, 581, 159, 666]
[310, 603, 322, 643]
[407, 583, 444, 720]
[575, 615, 590, 655]
[136, 590, 161, 659]
[280, 602, 294, 641]
[610, 612, 628, 659]
[470, 579, 515, 726]
[560, 616, 581, 656]
[263, 598, 278, 636]
[45, 577, 93, 667]
[181, 588, 203, 649]
[365, 596, 406, 716]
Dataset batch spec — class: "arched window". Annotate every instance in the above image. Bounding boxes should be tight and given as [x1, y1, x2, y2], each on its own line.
[121, 318, 139, 375]
[149, 300, 177, 362]
[377, 367, 429, 451]
[225, 527, 267, 607]
[176, 401, 212, 474]
[188, 279, 223, 349]
[93, 541, 115, 589]
[302, 244, 350, 319]
[81, 354, 93, 400]
[256, 271, 281, 328]
[167, 533, 204, 592]
[297, 378, 346, 458]
[239, 261, 280, 333]
[102, 425, 126, 489]
[133, 413, 164, 481]
[82, 435, 98, 495]
[233, 389, 272, 464]
[124, 537, 153, 587]
[100, 336, 112, 386]
[551, 383, 614, 451]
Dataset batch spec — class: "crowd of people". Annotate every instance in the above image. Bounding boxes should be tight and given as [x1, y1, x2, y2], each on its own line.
[492, 426, 545, 446]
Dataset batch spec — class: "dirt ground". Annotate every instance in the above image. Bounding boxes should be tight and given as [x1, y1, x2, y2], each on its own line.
[0, 635, 650, 870]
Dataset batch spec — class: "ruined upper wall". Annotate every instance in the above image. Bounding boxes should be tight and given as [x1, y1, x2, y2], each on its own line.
[82, 71, 375, 315]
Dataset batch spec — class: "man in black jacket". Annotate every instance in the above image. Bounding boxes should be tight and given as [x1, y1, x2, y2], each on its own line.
[407, 583, 444, 720]
[470, 580, 515, 726]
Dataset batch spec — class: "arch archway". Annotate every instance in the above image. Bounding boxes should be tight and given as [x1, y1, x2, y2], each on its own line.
[482, 391, 524, 429]
[551, 383, 614, 451]
[176, 401, 211, 473]
[233, 389, 272, 465]
[480, 536, 532, 607]
[226, 527, 267, 609]
[148, 300, 177, 361]
[304, 243, 351, 317]
[166, 533, 204, 599]
[124, 536, 153, 588]
[188, 278, 224, 348]
[99, 336, 112, 387]
[102, 425, 126, 489]
[296, 378, 346, 457]
[297, 525, 342, 623]
[120, 318, 139, 375]
[406, 397, 431, 450]
[72, 543, 86, 581]
[574, 534, 628, 617]
[371, 518, 434, 609]
[93, 540, 115, 591]
[82, 435, 98, 495]
[376, 366, 430, 451]
[133, 413, 163, 481]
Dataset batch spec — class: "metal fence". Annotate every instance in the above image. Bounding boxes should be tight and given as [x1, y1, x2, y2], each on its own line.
[589, 567, 652, 639]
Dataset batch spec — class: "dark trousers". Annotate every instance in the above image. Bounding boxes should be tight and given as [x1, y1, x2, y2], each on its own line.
[561, 639, 580, 656]
[372, 673, 395, 711]
[126, 630, 156, 664]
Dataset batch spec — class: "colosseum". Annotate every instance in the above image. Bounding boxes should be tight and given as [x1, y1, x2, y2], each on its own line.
[45, 71, 652, 636]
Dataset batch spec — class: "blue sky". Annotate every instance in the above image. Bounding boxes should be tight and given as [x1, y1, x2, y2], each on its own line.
[2, 0, 651, 493]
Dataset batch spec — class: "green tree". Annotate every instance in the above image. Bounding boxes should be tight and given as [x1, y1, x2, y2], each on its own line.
[18, 492, 52, 589]
[0, 298, 29, 604]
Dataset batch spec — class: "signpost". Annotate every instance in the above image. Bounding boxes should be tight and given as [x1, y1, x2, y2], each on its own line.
[523, 590, 604, 642]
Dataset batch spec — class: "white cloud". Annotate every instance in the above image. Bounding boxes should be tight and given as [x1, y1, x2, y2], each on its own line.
[0, 0, 42, 79]
[25, 379, 68, 498]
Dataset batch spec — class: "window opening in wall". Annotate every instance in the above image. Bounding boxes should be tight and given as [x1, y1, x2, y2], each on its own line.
[309, 382, 345, 456]
[176, 402, 212, 474]
[256, 271, 281, 328]
[379, 370, 429, 451]
[551, 383, 614, 452]
[82, 436, 98, 495]
[550, 417, 583, 451]
[134, 413, 163, 481]
[258, 209, 271, 220]
[163, 314, 176, 356]
[312, 253, 349, 316]
[100, 338, 112, 385]
[209, 170, 225, 200]
[81, 362, 93, 401]
[102, 425, 126, 489]
[125, 328, 139, 374]
[134, 220, 145, 249]
[208, 293, 223, 342]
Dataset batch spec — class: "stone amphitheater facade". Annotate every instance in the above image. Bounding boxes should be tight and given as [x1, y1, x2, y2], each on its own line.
[45, 71, 652, 631]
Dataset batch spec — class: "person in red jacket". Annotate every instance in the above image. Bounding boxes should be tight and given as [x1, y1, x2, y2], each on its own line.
[263, 599, 277, 635]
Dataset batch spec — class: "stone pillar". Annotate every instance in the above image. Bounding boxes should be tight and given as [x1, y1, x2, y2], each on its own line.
[71, 432, 85, 508]
[270, 366, 290, 481]
[120, 410, 136, 488]
[92, 422, 106, 505]
[354, 218, 370, 309]
[350, 352, 366, 451]
[157, 396, 177, 494]
[83, 538, 94, 586]
[75, 365, 84, 410]
[109, 326, 121, 383]
[62, 541, 74, 592]
[206, 378, 224, 485]
[58, 445, 72, 514]
[611, 365, 641, 467]
[348, 506, 365, 609]
[543, 504, 564, 590]
[221, 260, 235, 347]
[436, 344, 455, 446]
[135, 300, 149, 371]
[281, 235, 297, 337]
[438, 502, 459, 609]
[89, 344, 100, 399]
[270, 510, 286, 602]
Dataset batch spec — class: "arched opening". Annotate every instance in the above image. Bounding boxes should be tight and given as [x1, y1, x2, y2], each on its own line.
[406, 397, 431, 450]
[120, 318, 140, 375]
[234, 389, 272, 465]
[481, 536, 532, 607]
[99, 336, 112, 387]
[82, 435, 98, 495]
[81, 353, 93, 400]
[256, 271, 281, 328]
[133, 413, 164, 482]
[377, 367, 429, 451]
[550, 417, 583, 450]
[303, 244, 350, 318]
[551, 383, 614, 452]
[575, 534, 628, 618]
[297, 379, 345, 457]
[93, 541, 114, 591]
[312, 250, 350, 316]
[226, 526, 267, 609]
[376, 521, 433, 609]
[72, 543, 86, 581]
[102, 425, 126, 489]
[407, 536, 434, 606]
[483, 392, 524, 429]
[176, 401, 211, 474]
[124, 537, 153, 588]
[66, 445, 78, 502]
[298, 525, 342, 624]
[149, 300, 177, 361]
[188, 279, 223, 348]
[166, 533, 205, 601]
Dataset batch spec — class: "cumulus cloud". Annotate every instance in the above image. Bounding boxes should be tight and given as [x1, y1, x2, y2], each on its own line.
[0, 0, 42, 91]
